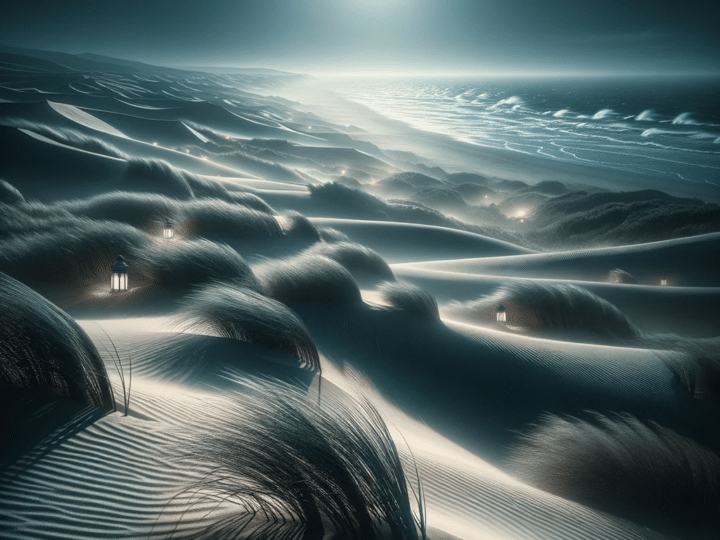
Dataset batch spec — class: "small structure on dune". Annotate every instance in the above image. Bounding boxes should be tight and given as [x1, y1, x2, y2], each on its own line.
[111, 255, 129, 293]
[163, 222, 174, 239]
[660, 278, 667, 286]
[497, 304, 507, 323]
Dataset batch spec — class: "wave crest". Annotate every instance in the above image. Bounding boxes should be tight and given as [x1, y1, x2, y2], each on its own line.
[672, 112, 699, 125]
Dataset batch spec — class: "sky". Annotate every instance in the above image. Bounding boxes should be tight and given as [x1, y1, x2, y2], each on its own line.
[1, 0, 719, 76]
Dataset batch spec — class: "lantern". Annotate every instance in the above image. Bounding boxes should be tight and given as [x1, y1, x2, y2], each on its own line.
[163, 222, 174, 239]
[496, 304, 507, 323]
[111, 255, 128, 292]
[660, 278, 667, 286]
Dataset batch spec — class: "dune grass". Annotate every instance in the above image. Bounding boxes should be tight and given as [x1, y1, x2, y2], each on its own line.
[259, 254, 362, 306]
[306, 241, 394, 281]
[655, 338, 720, 400]
[177, 283, 320, 371]
[174, 379, 425, 540]
[0, 272, 113, 409]
[122, 158, 196, 199]
[378, 282, 439, 321]
[136, 238, 261, 291]
[16, 123, 126, 159]
[447, 281, 639, 341]
[0, 201, 262, 296]
[182, 198, 282, 240]
[509, 412, 720, 536]
[0, 179, 25, 205]
[0, 217, 149, 287]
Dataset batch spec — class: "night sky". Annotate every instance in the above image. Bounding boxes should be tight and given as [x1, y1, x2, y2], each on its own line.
[1, 0, 718, 76]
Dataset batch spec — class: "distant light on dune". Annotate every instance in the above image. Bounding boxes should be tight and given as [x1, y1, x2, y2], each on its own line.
[153, 142, 158, 146]
[185, 149, 190, 154]
[341, 169, 346, 175]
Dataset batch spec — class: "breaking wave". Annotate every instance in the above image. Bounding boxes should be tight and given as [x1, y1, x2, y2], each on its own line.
[672, 112, 700, 125]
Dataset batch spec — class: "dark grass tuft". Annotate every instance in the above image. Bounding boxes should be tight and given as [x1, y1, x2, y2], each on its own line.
[122, 158, 194, 199]
[508, 412, 720, 536]
[0, 179, 25, 205]
[177, 284, 320, 370]
[0, 200, 79, 241]
[317, 227, 351, 243]
[656, 338, 720, 399]
[259, 254, 362, 306]
[281, 211, 322, 241]
[0, 218, 150, 287]
[0, 213, 259, 295]
[61, 191, 179, 230]
[175, 379, 424, 540]
[306, 241, 394, 280]
[378, 282, 439, 321]
[0, 272, 113, 409]
[448, 281, 639, 340]
[227, 190, 275, 213]
[182, 199, 282, 240]
[136, 239, 261, 291]
[62, 191, 278, 240]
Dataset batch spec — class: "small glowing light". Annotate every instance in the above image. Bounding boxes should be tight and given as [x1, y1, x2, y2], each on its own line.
[110, 255, 128, 293]
[185, 149, 190, 154]
[308, 126, 312, 129]
[225, 135, 230, 140]
[163, 223, 174, 239]
[660, 279, 667, 286]
[496, 305, 507, 323]
[484, 194, 488, 198]
[202, 156, 208, 161]
[153, 142, 158, 146]
[341, 169, 346, 175]
[520, 218, 524, 223]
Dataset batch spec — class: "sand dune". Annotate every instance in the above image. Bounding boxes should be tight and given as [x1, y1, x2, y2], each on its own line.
[397, 232, 720, 287]
[2, 49, 719, 540]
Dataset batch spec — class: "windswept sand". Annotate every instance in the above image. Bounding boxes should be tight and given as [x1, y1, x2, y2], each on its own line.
[1, 51, 719, 540]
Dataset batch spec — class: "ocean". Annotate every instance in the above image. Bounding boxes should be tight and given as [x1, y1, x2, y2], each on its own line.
[331, 76, 720, 189]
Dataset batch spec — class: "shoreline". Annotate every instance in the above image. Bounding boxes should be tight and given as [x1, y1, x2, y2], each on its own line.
[278, 79, 720, 203]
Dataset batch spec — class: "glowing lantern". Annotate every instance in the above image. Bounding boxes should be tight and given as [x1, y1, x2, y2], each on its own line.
[660, 279, 667, 286]
[163, 222, 174, 239]
[111, 256, 128, 293]
[496, 304, 507, 323]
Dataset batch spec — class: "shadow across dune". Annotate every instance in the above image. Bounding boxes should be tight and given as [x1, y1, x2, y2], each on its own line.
[172, 379, 424, 540]
[508, 412, 720, 538]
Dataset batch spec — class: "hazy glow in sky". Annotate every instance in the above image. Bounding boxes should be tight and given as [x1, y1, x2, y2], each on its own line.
[2, 0, 719, 75]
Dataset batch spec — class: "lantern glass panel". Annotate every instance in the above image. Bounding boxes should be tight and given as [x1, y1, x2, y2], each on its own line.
[163, 227, 173, 239]
[497, 311, 506, 322]
[660, 279, 667, 286]
[111, 272, 128, 292]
